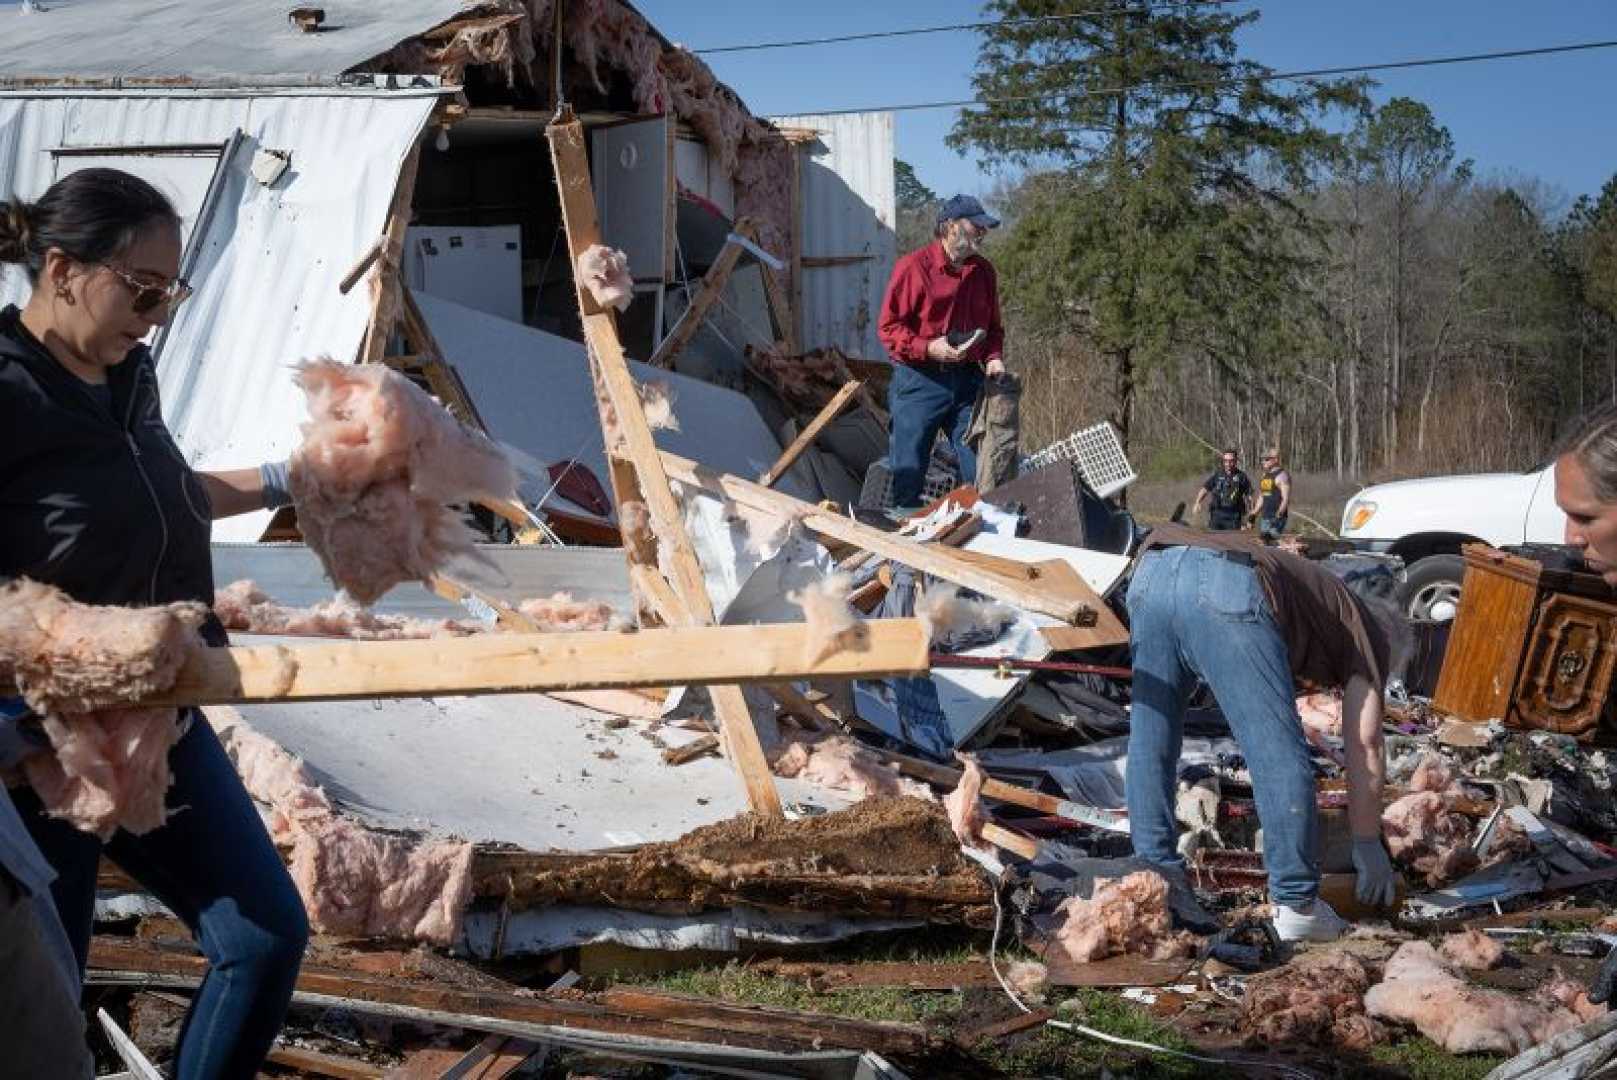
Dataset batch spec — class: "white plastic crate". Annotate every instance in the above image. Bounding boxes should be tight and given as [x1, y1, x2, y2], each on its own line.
[1021, 421, 1136, 499]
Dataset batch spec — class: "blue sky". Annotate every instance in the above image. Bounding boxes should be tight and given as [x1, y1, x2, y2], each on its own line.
[638, 1, 1617, 210]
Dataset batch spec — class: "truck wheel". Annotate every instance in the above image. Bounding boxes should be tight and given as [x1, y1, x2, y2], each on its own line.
[1399, 554, 1465, 622]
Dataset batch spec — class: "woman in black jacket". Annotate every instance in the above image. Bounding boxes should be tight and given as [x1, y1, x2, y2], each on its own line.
[0, 168, 305, 1080]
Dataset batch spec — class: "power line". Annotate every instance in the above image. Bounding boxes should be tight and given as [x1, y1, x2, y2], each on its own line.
[694, 0, 1244, 55]
[780, 37, 1617, 118]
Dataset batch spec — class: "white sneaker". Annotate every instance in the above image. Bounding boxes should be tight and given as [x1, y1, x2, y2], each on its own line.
[1271, 898, 1349, 943]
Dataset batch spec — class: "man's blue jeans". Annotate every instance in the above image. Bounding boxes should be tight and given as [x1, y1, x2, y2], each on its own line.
[15, 713, 309, 1080]
[1125, 545, 1321, 906]
[887, 361, 982, 506]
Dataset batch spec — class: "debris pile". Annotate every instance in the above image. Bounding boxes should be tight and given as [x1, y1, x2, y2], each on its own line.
[1241, 950, 1385, 1050]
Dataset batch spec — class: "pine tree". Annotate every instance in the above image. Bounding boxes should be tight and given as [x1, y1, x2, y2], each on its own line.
[949, 0, 1365, 447]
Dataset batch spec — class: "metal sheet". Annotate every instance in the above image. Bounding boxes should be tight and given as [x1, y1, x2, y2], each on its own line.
[593, 116, 671, 285]
[0, 0, 467, 82]
[768, 112, 896, 362]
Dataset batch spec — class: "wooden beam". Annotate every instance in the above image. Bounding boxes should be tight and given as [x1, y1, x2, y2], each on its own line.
[359, 141, 422, 365]
[661, 733, 720, 765]
[979, 822, 1039, 860]
[760, 258, 797, 355]
[266, 1046, 384, 1080]
[545, 110, 781, 817]
[871, 745, 1130, 833]
[789, 144, 805, 352]
[645, 224, 751, 371]
[658, 451, 1098, 625]
[121, 621, 929, 707]
[760, 379, 863, 488]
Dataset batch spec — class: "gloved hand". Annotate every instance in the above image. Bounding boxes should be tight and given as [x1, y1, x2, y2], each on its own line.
[259, 458, 294, 511]
[1352, 837, 1399, 908]
[1590, 944, 1617, 1007]
[0, 697, 48, 769]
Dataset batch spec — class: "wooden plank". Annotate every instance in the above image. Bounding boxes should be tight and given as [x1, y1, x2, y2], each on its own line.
[764, 682, 836, 731]
[760, 255, 797, 354]
[980, 821, 1039, 860]
[266, 1046, 385, 1079]
[359, 142, 422, 365]
[123, 621, 929, 706]
[87, 938, 937, 1059]
[658, 450, 1097, 625]
[1041, 954, 1192, 989]
[661, 733, 720, 765]
[546, 109, 781, 817]
[960, 1008, 1055, 1044]
[382, 1039, 532, 1080]
[759, 379, 862, 488]
[646, 225, 750, 371]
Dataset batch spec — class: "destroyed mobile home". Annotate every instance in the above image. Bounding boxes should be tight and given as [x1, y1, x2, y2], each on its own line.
[9, 3, 1617, 1079]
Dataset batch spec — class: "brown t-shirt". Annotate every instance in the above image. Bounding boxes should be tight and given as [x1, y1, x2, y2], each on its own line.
[1135, 523, 1391, 691]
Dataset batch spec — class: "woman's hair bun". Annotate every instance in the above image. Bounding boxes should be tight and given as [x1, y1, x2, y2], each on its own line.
[0, 199, 33, 265]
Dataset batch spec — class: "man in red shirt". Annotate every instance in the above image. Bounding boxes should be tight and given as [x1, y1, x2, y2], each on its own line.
[878, 195, 1006, 513]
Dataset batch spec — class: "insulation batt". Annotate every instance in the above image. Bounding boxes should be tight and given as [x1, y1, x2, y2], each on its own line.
[1439, 929, 1508, 971]
[214, 714, 473, 945]
[1240, 950, 1385, 1051]
[790, 574, 865, 664]
[1364, 941, 1594, 1055]
[943, 753, 988, 849]
[22, 708, 182, 840]
[288, 359, 518, 605]
[576, 244, 633, 313]
[771, 736, 933, 803]
[515, 593, 625, 632]
[1382, 754, 1478, 888]
[619, 500, 659, 567]
[0, 579, 206, 716]
[1050, 871, 1198, 964]
[636, 378, 680, 432]
[916, 585, 1014, 647]
[1005, 960, 1049, 1004]
[214, 580, 475, 640]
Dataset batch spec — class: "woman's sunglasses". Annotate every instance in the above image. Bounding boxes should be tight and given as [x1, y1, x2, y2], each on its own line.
[102, 264, 194, 315]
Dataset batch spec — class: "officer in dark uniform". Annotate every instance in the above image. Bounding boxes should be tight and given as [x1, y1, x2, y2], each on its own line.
[1192, 448, 1255, 531]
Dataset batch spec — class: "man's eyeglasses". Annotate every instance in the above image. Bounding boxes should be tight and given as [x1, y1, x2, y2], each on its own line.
[102, 264, 193, 316]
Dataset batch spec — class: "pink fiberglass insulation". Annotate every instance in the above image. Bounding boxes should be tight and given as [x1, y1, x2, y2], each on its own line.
[619, 501, 659, 567]
[0, 579, 205, 716]
[1364, 941, 1590, 1055]
[734, 136, 796, 286]
[636, 378, 680, 432]
[790, 574, 864, 664]
[1381, 790, 1478, 888]
[214, 714, 474, 946]
[1050, 871, 1199, 964]
[1005, 960, 1049, 1004]
[944, 753, 989, 849]
[1408, 753, 1455, 793]
[515, 593, 625, 632]
[771, 736, 933, 803]
[1439, 929, 1508, 971]
[917, 585, 1015, 647]
[576, 244, 633, 312]
[1537, 974, 1604, 1024]
[1241, 950, 1385, 1051]
[288, 359, 517, 605]
[22, 708, 182, 840]
[214, 580, 476, 640]
[1297, 692, 1341, 740]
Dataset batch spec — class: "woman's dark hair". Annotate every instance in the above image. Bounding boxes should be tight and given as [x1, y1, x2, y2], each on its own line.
[1558, 403, 1617, 504]
[0, 168, 179, 283]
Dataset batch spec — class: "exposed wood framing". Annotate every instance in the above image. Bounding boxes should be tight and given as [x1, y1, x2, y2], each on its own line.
[658, 450, 1099, 625]
[759, 378, 862, 488]
[790, 143, 806, 353]
[645, 220, 754, 371]
[759, 249, 798, 354]
[979, 822, 1039, 860]
[546, 108, 783, 817]
[120, 620, 929, 706]
[359, 141, 422, 366]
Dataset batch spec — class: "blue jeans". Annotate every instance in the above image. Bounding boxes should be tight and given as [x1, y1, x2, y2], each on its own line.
[15, 714, 308, 1080]
[1125, 546, 1320, 906]
[887, 361, 982, 506]
[1258, 514, 1288, 541]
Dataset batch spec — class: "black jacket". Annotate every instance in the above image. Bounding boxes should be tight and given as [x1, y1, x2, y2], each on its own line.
[0, 304, 225, 645]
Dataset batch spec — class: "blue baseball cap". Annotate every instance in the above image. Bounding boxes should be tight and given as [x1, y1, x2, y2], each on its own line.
[937, 194, 1000, 229]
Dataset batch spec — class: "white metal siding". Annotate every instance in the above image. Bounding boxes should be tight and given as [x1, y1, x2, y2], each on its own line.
[769, 111, 896, 362]
[0, 90, 439, 541]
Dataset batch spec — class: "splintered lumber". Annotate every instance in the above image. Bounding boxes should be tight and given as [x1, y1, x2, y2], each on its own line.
[124, 621, 929, 706]
[647, 221, 753, 371]
[980, 822, 1039, 860]
[874, 746, 1130, 833]
[86, 938, 940, 1061]
[661, 734, 720, 765]
[359, 142, 422, 365]
[547, 107, 782, 818]
[658, 451, 1098, 624]
[760, 378, 863, 488]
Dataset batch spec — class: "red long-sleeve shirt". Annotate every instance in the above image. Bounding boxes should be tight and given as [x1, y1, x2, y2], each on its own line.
[878, 241, 1005, 366]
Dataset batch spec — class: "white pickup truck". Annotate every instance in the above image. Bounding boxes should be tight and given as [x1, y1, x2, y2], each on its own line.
[1339, 463, 1566, 621]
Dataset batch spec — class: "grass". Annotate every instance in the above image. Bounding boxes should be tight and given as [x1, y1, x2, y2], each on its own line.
[1370, 1039, 1505, 1080]
[631, 961, 962, 1024]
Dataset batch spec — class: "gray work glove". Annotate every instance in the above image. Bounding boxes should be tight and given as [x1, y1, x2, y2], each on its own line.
[259, 458, 294, 511]
[1352, 837, 1399, 908]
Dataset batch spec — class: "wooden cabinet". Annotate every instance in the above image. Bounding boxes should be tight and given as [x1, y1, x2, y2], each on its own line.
[1433, 545, 1617, 744]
